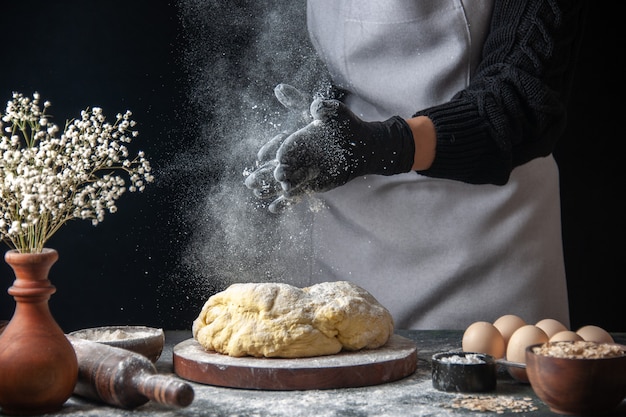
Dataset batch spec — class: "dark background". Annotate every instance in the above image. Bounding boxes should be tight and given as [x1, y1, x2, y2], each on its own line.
[0, 1, 622, 332]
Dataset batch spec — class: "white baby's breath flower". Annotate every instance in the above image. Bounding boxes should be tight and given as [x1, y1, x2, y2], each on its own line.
[0, 92, 153, 253]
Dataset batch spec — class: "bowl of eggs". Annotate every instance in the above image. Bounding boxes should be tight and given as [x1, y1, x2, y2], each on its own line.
[68, 325, 165, 363]
[525, 340, 626, 415]
[462, 315, 615, 383]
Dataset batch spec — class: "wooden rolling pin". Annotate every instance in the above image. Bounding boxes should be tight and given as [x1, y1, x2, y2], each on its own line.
[68, 336, 194, 409]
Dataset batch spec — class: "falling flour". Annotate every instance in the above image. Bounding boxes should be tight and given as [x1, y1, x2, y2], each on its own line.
[171, 0, 333, 303]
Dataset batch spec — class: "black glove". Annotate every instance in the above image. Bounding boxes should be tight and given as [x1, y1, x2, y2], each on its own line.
[274, 98, 415, 199]
[244, 84, 312, 212]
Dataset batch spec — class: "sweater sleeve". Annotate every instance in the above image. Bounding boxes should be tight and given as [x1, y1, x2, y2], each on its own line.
[413, 0, 586, 185]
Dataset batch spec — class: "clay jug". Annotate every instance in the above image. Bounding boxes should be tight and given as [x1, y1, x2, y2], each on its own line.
[0, 248, 78, 415]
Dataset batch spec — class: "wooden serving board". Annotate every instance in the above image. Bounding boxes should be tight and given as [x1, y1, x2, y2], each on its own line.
[173, 334, 417, 390]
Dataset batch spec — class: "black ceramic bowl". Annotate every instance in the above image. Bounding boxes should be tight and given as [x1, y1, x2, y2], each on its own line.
[432, 351, 497, 392]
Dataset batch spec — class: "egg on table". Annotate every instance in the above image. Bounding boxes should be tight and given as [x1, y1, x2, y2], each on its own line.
[549, 330, 583, 342]
[462, 321, 505, 359]
[493, 314, 526, 347]
[506, 325, 549, 382]
[535, 318, 568, 339]
[576, 325, 614, 343]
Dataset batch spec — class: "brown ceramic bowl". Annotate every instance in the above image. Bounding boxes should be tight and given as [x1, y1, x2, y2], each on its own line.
[69, 325, 165, 363]
[525, 341, 626, 416]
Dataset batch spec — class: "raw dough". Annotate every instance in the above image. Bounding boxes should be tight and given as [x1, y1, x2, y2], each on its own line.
[192, 281, 394, 358]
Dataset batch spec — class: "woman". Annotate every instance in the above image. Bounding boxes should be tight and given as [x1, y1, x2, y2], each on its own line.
[245, 0, 585, 329]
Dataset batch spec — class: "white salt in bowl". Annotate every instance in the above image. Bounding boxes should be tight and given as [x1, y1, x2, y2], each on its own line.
[69, 325, 165, 363]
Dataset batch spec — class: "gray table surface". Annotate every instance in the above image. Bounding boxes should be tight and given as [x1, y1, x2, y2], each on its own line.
[26, 330, 626, 417]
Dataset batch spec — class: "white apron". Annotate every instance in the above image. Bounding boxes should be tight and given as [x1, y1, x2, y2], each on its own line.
[299, 0, 569, 329]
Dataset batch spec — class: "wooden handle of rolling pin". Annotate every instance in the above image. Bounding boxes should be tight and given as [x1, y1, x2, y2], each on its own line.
[68, 336, 194, 409]
[135, 373, 195, 407]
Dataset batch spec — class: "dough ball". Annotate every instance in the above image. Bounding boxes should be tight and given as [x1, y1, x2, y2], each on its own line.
[192, 281, 394, 358]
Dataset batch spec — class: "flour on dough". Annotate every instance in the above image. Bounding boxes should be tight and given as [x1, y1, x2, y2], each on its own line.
[192, 281, 394, 358]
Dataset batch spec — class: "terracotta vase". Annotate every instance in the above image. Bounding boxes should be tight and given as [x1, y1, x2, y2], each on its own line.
[0, 248, 78, 415]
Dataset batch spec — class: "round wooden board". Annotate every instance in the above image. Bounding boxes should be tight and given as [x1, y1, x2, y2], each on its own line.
[173, 334, 418, 390]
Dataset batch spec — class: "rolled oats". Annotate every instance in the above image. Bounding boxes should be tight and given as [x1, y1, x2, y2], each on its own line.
[532, 341, 625, 359]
